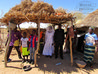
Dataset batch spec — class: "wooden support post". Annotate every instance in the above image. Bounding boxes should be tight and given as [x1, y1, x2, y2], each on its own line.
[69, 37, 73, 66]
[0, 29, 1, 50]
[18, 25, 21, 33]
[4, 24, 11, 67]
[34, 18, 40, 67]
[69, 19, 74, 66]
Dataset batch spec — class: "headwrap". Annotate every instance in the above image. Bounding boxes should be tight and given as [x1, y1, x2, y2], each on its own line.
[89, 26, 95, 31]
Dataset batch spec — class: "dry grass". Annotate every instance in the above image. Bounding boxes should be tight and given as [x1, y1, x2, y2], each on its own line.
[76, 9, 98, 27]
[1, 0, 73, 25]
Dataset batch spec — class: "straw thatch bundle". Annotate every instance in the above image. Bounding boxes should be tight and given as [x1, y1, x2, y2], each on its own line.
[1, 0, 73, 25]
[55, 7, 66, 14]
[76, 9, 98, 27]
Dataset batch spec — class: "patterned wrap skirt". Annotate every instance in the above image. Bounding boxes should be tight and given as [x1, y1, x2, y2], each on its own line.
[83, 45, 95, 63]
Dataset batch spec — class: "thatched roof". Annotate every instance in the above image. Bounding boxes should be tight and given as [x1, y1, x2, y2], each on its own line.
[76, 9, 98, 28]
[1, 0, 73, 25]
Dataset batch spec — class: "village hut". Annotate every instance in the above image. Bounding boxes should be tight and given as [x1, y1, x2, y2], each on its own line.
[76, 9, 98, 36]
[76, 9, 98, 59]
[0, 0, 74, 67]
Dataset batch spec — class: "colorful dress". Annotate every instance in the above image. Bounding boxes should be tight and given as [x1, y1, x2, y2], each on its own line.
[21, 37, 29, 56]
[84, 33, 97, 63]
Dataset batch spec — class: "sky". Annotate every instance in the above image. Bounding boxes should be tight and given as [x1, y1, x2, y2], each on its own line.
[0, 0, 98, 28]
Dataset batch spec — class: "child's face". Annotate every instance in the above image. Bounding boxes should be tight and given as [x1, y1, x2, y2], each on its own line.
[32, 31, 35, 35]
[23, 34, 26, 38]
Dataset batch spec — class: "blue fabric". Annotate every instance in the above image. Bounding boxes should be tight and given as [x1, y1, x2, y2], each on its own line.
[84, 33, 97, 46]
[30, 36, 33, 47]
[34, 37, 36, 48]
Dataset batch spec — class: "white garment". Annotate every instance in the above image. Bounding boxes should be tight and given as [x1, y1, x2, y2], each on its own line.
[43, 27, 54, 56]
[21, 37, 28, 47]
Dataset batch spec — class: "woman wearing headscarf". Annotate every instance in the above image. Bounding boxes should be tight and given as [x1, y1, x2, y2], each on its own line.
[84, 27, 97, 67]
[43, 26, 54, 58]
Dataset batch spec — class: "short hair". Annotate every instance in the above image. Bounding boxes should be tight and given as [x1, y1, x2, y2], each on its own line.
[23, 32, 27, 35]
[32, 30, 36, 32]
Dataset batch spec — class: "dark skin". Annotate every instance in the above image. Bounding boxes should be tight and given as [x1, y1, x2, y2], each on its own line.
[84, 29, 97, 45]
[21, 33, 29, 62]
[5, 27, 18, 46]
[58, 25, 61, 30]
[89, 29, 93, 34]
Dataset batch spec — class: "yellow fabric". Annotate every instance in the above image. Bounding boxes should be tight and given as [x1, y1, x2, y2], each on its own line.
[22, 47, 29, 56]
[14, 39, 19, 46]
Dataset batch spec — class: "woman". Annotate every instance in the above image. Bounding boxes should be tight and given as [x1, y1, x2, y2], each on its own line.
[43, 26, 54, 58]
[84, 27, 97, 67]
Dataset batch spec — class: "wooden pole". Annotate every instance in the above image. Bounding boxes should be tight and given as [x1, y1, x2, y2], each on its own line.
[18, 25, 21, 33]
[4, 24, 11, 67]
[34, 18, 40, 67]
[0, 29, 2, 50]
[70, 19, 74, 66]
[69, 37, 73, 66]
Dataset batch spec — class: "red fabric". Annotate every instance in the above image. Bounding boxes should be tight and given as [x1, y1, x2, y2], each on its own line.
[29, 35, 38, 47]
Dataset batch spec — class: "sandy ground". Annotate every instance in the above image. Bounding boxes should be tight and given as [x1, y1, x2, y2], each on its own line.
[0, 48, 98, 74]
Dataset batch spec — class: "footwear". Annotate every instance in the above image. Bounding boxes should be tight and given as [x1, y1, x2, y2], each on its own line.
[46, 56, 49, 57]
[60, 57, 63, 60]
[50, 56, 52, 58]
[22, 60, 25, 63]
[7, 59, 11, 62]
[19, 57, 22, 59]
[55, 57, 58, 59]
[90, 63, 93, 68]
[23, 65, 31, 71]
[31, 61, 34, 65]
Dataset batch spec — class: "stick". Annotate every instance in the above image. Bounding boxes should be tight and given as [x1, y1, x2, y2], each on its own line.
[18, 25, 21, 33]
[4, 24, 11, 67]
[34, 18, 40, 67]
[69, 36, 73, 66]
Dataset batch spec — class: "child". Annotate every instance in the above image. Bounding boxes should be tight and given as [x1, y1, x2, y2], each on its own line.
[21, 32, 29, 63]
[29, 30, 38, 64]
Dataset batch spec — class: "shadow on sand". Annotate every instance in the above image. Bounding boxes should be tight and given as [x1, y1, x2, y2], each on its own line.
[36, 53, 98, 74]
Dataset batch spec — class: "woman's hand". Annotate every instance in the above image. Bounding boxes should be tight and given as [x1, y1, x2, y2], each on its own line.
[84, 41, 86, 44]
[95, 47, 98, 53]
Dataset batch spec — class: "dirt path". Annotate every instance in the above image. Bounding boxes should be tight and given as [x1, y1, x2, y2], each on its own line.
[0, 49, 98, 74]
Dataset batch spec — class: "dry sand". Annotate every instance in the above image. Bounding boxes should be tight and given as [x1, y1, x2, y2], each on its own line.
[0, 48, 98, 74]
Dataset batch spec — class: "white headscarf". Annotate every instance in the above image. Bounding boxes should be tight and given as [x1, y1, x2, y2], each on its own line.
[45, 26, 54, 43]
[46, 26, 54, 33]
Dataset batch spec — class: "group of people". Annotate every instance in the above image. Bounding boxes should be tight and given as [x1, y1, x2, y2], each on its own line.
[5, 19, 98, 67]
[43, 25, 64, 59]
[6, 20, 38, 64]
[42, 25, 98, 67]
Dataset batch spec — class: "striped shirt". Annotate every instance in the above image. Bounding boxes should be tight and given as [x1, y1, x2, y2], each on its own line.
[29, 35, 38, 48]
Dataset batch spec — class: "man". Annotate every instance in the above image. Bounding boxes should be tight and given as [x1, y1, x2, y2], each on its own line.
[54, 24, 64, 59]
[6, 21, 22, 62]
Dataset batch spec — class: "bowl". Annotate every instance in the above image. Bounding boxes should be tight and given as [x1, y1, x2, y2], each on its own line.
[76, 60, 86, 68]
